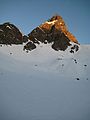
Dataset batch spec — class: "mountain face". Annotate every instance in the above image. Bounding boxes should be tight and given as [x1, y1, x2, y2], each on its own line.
[25, 15, 79, 52]
[0, 15, 79, 53]
[0, 22, 23, 45]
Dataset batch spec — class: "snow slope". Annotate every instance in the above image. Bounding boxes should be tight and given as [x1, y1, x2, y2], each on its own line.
[0, 44, 90, 120]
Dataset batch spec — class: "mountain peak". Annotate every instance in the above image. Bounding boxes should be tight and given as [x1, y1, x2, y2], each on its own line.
[48, 15, 63, 21]
[0, 22, 23, 45]
[27, 15, 79, 52]
[40, 15, 78, 44]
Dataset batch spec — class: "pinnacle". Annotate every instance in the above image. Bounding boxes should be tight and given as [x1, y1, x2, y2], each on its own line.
[40, 15, 79, 44]
[48, 15, 63, 22]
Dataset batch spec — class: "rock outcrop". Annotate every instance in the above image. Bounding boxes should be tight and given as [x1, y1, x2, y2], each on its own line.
[23, 41, 36, 51]
[0, 22, 23, 45]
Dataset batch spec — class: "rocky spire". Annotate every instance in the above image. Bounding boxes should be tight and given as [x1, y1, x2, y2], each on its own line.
[26, 15, 79, 52]
[40, 15, 78, 44]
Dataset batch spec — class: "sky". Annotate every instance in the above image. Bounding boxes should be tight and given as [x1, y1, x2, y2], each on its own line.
[0, 0, 90, 44]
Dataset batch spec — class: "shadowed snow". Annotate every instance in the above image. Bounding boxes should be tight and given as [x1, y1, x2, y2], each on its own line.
[0, 44, 90, 120]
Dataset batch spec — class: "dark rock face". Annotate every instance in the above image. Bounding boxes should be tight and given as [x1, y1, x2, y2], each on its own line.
[27, 15, 79, 52]
[51, 33, 71, 51]
[22, 35, 29, 43]
[0, 22, 23, 45]
[23, 42, 36, 51]
[28, 25, 71, 51]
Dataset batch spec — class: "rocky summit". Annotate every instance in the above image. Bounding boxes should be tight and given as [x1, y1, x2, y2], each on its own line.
[0, 22, 25, 45]
[26, 15, 79, 52]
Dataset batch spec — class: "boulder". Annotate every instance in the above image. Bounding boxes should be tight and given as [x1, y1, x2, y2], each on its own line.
[23, 42, 36, 51]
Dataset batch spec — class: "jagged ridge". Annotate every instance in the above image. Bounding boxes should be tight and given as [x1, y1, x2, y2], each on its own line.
[0, 15, 79, 53]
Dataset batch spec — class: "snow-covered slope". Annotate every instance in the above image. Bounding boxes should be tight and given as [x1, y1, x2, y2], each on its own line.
[0, 44, 90, 120]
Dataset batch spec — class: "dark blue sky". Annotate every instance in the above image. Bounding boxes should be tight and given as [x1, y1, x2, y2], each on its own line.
[0, 0, 90, 44]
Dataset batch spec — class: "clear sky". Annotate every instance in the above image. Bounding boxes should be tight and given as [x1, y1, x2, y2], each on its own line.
[0, 0, 90, 44]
